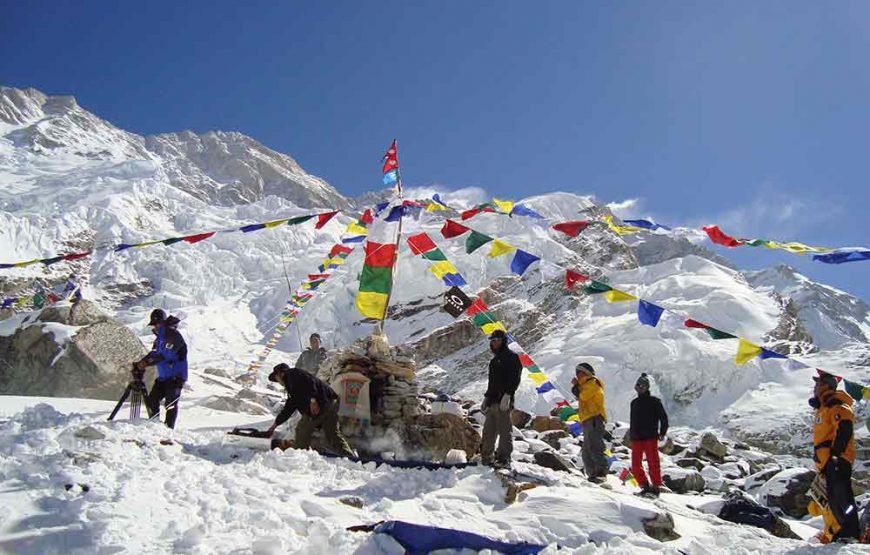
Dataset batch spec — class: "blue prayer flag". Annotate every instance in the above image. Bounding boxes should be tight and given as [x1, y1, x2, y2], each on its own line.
[374, 201, 390, 215]
[342, 235, 366, 244]
[443, 273, 467, 287]
[637, 300, 665, 327]
[510, 250, 541, 276]
[813, 248, 870, 264]
[624, 218, 671, 231]
[759, 348, 787, 360]
[536, 382, 556, 394]
[510, 205, 544, 219]
[383, 170, 398, 185]
[384, 206, 405, 222]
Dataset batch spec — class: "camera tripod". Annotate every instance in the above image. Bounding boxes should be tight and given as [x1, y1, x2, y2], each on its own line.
[107, 366, 150, 421]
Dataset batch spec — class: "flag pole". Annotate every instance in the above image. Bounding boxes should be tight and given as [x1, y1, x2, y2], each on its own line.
[377, 139, 403, 334]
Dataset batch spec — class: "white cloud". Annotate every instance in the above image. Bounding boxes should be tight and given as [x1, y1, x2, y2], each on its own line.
[605, 198, 643, 218]
[402, 185, 489, 208]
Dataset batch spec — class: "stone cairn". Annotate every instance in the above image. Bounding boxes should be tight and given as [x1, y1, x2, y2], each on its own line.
[317, 331, 423, 433]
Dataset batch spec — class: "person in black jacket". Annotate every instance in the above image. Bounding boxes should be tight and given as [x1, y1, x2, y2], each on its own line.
[480, 329, 522, 467]
[629, 373, 668, 496]
[266, 363, 356, 458]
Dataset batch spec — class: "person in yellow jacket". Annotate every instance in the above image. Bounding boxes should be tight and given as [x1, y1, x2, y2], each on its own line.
[809, 371, 859, 543]
[571, 362, 609, 482]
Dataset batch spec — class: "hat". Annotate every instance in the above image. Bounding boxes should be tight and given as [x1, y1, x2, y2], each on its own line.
[268, 363, 291, 383]
[148, 309, 166, 326]
[575, 362, 595, 376]
[813, 371, 838, 390]
[636, 373, 650, 389]
[488, 329, 507, 341]
[310, 333, 321, 341]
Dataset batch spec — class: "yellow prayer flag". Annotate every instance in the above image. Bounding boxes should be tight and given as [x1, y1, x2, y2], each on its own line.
[480, 321, 507, 335]
[735, 338, 762, 365]
[527, 371, 550, 386]
[14, 259, 40, 268]
[264, 219, 288, 229]
[346, 222, 369, 235]
[492, 198, 514, 214]
[355, 291, 388, 319]
[863, 388, 870, 401]
[487, 239, 516, 258]
[603, 215, 644, 236]
[429, 260, 459, 279]
[566, 414, 581, 422]
[604, 289, 637, 303]
[426, 202, 448, 212]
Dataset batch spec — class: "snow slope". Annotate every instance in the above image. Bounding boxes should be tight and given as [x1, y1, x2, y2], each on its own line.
[0, 399, 859, 555]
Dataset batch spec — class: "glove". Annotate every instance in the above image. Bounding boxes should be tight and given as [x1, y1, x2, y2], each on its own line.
[829, 455, 840, 473]
[499, 394, 511, 412]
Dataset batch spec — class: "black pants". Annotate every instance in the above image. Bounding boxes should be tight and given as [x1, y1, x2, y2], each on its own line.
[146, 379, 182, 429]
[826, 459, 860, 540]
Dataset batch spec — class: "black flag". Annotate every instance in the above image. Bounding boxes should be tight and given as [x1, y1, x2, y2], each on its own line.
[443, 286, 473, 318]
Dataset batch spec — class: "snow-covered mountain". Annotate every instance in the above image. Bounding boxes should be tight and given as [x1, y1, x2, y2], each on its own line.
[1, 85, 867, 453]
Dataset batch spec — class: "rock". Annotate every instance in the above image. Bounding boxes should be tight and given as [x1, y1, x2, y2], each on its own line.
[203, 367, 232, 379]
[200, 395, 272, 415]
[660, 437, 686, 456]
[339, 496, 365, 509]
[758, 468, 815, 518]
[510, 408, 532, 429]
[743, 467, 782, 493]
[538, 430, 568, 450]
[533, 450, 575, 472]
[662, 468, 705, 493]
[530, 415, 568, 433]
[390, 413, 481, 459]
[642, 511, 680, 542]
[0, 317, 149, 400]
[74, 425, 106, 441]
[38, 300, 108, 326]
[700, 466, 723, 491]
[699, 432, 728, 459]
[444, 449, 467, 464]
[675, 458, 705, 471]
[719, 461, 749, 479]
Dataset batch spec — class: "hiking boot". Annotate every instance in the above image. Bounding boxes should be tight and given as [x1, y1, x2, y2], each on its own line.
[493, 458, 511, 469]
[589, 475, 607, 484]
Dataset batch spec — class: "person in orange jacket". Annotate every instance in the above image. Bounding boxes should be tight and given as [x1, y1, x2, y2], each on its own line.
[571, 362, 609, 482]
[809, 371, 859, 543]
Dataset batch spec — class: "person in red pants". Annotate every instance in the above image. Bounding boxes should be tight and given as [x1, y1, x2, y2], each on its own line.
[629, 373, 669, 497]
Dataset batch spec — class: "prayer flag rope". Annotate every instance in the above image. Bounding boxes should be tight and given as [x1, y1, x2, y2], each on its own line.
[405, 232, 579, 433]
[0, 211, 340, 270]
[436, 218, 867, 392]
[243, 211, 371, 380]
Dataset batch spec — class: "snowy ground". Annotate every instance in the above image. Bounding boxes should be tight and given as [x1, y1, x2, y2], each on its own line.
[0, 397, 864, 555]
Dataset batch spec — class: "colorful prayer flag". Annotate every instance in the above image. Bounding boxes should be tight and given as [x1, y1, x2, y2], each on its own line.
[355, 241, 397, 320]
[465, 231, 494, 254]
[565, 269, 589, 289]
[703, 225, 745, 248]
[315, 211, 339, 229]
[441, 219, 471, 239]
[604, 289, 636, 303]
[637, 300, 664, 327]
[735, 338, 763, 365]
[510, 250, 540, 276]
[552, 221, 589, 238]
[488, 240, 516, 258]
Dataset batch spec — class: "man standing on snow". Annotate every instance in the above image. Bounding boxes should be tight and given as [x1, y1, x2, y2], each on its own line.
[572, 362, 609, 482]
[266, 363, 356, 458]
[294, 333, 327, 374]
[629, 373, 668, 497]
[808, 371, 859, 543]
[136, 309, 188, 429]
[480, 329, 522, 467]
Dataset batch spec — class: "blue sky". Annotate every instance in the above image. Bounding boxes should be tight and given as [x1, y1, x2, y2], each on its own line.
[2, 1, 868, 299]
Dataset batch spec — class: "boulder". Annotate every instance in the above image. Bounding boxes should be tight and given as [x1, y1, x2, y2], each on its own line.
[200, 395, 271, 415]
[538, 430, 568, 450]
[642, 511, 680, 542]
[530, 415, 568, 433]
[662, 468, 705, 493]
[699, 432, 728, 459]
[757, 468, 815, 519]
[660, 437, 687, 456]
[743, 467, 782, 493]
[389, 413, 481, 459]
[533, 450, 575, 472]
[510, 408, 532, 429]
[675, 458, 705, 471]
[339, 496, 365, 509]
[0, 316, 149, 400]
[38, 300, 108, 326]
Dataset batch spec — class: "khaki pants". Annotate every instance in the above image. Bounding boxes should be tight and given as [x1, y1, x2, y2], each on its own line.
[481, 405, 512, 463]
[294, 399, 355, 458]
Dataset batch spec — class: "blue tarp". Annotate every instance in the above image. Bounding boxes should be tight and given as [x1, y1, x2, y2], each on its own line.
[321, 452, 477, 470]
[369, 520, 547, 555]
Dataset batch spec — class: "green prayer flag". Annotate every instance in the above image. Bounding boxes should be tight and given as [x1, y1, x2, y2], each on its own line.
[465, 230, 493, 254]
[584, 280, 612, 294]
[421, 248, 448, 261]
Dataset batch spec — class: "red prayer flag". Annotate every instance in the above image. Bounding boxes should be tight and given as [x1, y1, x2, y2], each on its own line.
[460, 208, 482, 221]
[183, 232, 216, 244]
[315, 211, 339, 230]
[308, 273, 330, 281]
[684, 319, 708, 329]
[330, 244, 353, 257]
[565, 269, 590, 288]
[518, 353, 535, 367]
[360, 209, 374, 225]
[465, 297, 488, 316]
[441, 219, 471, 239]
[62, 251, 91, 261]
[407, 232, 437, 255]
[382, 140, 399, 174]
[363, 241, 397, 268]
[552, 221, 590, 238]
[702, 225, 745, 248]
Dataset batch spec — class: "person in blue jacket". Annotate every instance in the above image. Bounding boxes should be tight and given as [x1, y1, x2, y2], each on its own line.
[136, 309, 188, 429]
